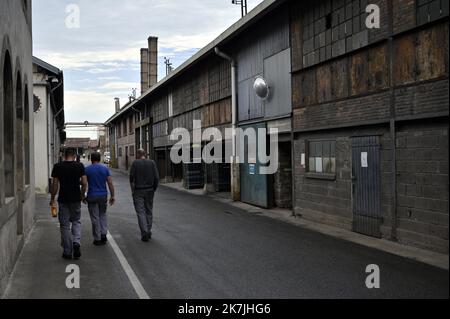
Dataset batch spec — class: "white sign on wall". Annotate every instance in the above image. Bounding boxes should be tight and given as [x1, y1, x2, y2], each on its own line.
[361, 152, 368, 168]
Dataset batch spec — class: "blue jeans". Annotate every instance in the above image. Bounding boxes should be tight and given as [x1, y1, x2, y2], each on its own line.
[87, 196, 108, 241]
[58, 202, 81, 255]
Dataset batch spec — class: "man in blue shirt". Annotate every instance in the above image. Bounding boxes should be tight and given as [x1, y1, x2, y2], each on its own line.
[85, 152, 115, 245]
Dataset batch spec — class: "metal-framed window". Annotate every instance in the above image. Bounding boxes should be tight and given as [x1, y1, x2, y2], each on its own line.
[307, 140, 336, 174]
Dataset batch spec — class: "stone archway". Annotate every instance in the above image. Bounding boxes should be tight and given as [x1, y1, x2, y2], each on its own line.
[3, 51, 15, 198]
[15, 70, 24, 235]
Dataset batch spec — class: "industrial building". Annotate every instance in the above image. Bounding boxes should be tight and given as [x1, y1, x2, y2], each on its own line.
[105, 0, 448, 254]
[290, 0, 448, 254]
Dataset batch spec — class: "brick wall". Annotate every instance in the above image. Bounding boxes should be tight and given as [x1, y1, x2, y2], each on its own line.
[274, 142, 292, 208]
[293, 127, 397, 242]
[395, 120, 449, 253]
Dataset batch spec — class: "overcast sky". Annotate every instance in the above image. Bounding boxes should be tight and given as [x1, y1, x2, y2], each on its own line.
[32, 0, 264, 138]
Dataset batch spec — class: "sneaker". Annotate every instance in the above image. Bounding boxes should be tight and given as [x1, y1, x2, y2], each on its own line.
[73, 243, 81, 259]
[93, 240, 105, 246]
[62, 253, 72, 260]
[101, 234, 107, 243]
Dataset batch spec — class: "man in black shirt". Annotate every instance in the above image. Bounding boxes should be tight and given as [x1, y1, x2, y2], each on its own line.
[130, 149, 159, 242]
[50, 148, 87, 259]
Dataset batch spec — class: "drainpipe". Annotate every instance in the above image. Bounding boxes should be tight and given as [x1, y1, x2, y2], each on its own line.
[214, 47, 240, 201]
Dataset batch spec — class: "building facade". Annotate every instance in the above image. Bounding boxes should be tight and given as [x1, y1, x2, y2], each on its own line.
[0, 0, 35, 293]
[290, 0, 448, 253]
[32, 57, 65, 194]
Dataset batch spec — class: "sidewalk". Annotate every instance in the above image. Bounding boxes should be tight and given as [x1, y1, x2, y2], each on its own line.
[1, 194, 137, 299]
[161, 181, 449, 271]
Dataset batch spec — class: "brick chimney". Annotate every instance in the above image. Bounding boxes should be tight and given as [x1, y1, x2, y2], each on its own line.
[140, 48, 149, 95]
[140, 36, 158, 95]
[148, 36, 158, 88]
[114, 97, 120, 113]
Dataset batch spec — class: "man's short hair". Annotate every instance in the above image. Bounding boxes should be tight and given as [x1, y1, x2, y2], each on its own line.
[64, 148, 76, 158]
[137, 149, 146, 158]
[91, 152, 101, 162]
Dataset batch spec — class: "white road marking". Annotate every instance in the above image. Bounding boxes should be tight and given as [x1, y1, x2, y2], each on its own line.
[106, 232, 150, 299]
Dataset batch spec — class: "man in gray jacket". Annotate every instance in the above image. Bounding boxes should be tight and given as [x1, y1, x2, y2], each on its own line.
[130, 149, 159, 242]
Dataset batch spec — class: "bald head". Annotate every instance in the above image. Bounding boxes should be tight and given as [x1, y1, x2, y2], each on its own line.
[137, 149, 146, 159]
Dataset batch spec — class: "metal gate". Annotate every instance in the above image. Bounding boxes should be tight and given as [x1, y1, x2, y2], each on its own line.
[351, 136, 382, 238]
[240, 123, 271, 208]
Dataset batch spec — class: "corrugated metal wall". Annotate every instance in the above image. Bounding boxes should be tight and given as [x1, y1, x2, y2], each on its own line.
[234, 6, 290, 122]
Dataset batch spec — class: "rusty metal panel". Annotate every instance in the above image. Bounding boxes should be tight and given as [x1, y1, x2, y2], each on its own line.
[214, 102, 221, 125]
[292, 73, 302, 108]
[219, 100, 227, 124]
[368, 44, 389, 91]
[416, 23, 449, 81]
[209, 104, 214, 126]
[316, 63, 332, 103]
[290, 3, 303, 72]
[225, 98, 232, 123]
[350, 51, 368, 96]
[202, 106, 209, 128]
[393, 33, 416, 85]
[332, 57, 349, 99]
[297, 69, 317, 106]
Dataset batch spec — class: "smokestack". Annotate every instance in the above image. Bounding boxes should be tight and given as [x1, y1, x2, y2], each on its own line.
[148, 36, 158, 88]
[140, 48, 149, 95]
[114, 98, 120, 113]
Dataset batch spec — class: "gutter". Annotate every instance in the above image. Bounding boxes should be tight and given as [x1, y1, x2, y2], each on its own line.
[214, 47, 237, 158]
[214, 47, 240, 201]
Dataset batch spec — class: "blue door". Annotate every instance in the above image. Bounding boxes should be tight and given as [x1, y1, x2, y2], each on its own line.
[240, 123, 271, 208]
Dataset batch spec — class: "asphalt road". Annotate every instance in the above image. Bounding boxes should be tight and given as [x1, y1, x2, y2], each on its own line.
[3, 169, 449, 299]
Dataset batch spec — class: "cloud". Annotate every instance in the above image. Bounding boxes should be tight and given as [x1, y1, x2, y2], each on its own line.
[34, 0, 266, 128]
[98, 76, 122, 81]
[99, 81, 139, 90]
[65, 90, 116, 122]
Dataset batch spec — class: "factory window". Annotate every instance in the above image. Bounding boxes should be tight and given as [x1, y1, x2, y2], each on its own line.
[129, 116, 134, 134]
[417, 0, 448, 25]
[3, 51, 15, 198]
[168, 91, 173, 117]
[308, 140, 336, 174]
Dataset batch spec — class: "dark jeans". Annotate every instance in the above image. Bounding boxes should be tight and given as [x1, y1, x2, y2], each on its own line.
[58, 202, 81, 255]
[133, 189, 154, 236]
[87, 196, 108, 241]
